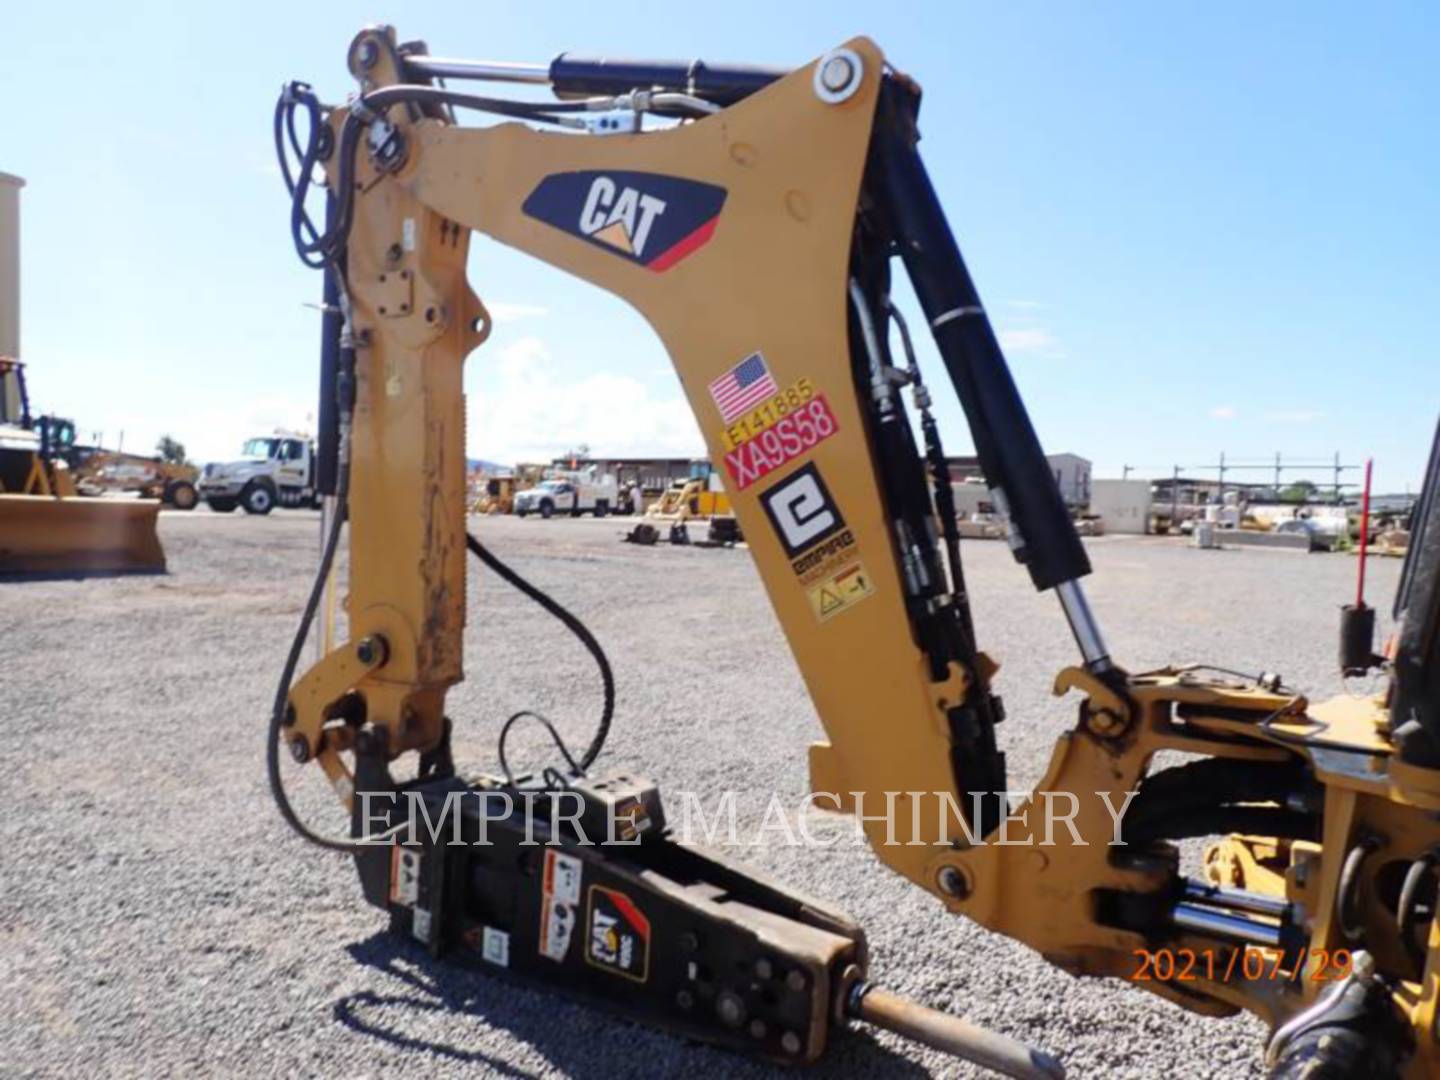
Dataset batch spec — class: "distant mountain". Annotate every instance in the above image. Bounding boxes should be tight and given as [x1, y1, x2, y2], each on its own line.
[468, 458, 512, 474]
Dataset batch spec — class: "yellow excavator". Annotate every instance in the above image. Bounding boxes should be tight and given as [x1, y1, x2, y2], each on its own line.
[0, 173, 165, 576]
[267, 27, 1440, 1077]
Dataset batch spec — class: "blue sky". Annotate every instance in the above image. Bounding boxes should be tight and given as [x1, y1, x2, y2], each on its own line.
[4, 2, 1435, 491]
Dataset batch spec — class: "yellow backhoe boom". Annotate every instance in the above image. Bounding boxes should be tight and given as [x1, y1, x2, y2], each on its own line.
[266, 27, 1440, 1077]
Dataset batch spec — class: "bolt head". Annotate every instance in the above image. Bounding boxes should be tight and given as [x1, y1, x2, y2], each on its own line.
[781, 1032, 803, 1055]
[1089, 708, 1124, 736]
[820, 57, 853, 92]
[716, 991, 746, 1028]
[754, 958, 773, 980]
[289, 738, 310, 764]
[937, 865, 969, 898]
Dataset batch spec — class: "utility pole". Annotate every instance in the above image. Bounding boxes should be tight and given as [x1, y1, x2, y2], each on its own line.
[1274, 451, 1282, 496]
[1122, 464, 1132, 480]
[1217, 451, 1226, 505]
[1172, 465, 1180, 522]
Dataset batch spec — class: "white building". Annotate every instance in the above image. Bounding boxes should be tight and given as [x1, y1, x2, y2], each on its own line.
[1048, 453, 1092, 507]
[1091, 479, 1153, 534]
[945, 453, 1092, 507]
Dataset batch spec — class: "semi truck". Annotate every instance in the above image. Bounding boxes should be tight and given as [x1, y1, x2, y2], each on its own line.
[198, 432, 319, 514]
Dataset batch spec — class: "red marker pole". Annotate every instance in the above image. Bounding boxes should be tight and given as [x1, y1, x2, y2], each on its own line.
[1357, 458, 1373, 607]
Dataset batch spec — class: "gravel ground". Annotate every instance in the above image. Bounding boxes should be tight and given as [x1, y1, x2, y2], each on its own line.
[0, 510, 1403, 1078]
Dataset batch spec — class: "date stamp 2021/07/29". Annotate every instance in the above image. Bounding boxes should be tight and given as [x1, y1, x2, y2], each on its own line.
[1129, 947, 1354, 985]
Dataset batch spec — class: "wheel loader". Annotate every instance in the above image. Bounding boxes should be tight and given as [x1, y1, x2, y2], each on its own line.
[0, 358, 165, 575]
[0, 174, 165, 576]
[266, 27, 1440, 1077]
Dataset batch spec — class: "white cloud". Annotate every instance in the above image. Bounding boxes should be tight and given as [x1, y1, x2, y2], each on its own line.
[468, 336, 703, 464]
[484, 301, 549, 323]
[1003, 299, 1046, 310]
[1210, 405, 1239, 420]
[1262, 408, 1325, 423]
[71, 393, 315, 466]
[186, 394, 315, 463]
[997, 327, 1064, 358]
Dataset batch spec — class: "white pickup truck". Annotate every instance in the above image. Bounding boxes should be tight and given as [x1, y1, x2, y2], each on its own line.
[513, 473, 617, 518]
[198, 433, 320, 514]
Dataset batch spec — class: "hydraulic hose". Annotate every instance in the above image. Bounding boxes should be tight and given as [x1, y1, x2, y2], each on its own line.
[266, 458, 358, 852]
[265, 511, 617, 853]
[466, 533, 614, 772]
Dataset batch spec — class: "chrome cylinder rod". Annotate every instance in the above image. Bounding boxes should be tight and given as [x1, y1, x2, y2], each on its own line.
[402, 56, 550, 84]
[1183, 879, 1292, 920]
[1056, 578, 1112, 672]
[1172, 903, 1283, 949]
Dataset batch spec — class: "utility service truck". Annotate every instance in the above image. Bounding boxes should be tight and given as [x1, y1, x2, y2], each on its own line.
[513, 469, 618, 518]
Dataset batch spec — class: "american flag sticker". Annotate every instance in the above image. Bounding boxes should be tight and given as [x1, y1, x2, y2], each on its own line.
[708, 351, 779, 424]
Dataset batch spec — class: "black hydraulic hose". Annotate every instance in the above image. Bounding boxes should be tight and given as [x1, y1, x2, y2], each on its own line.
[466, 533, 613, 772]
[264, 507, 616, 852]
[1129, 759, 1312, 820]
[1125, 806, 1319, 847]
[886, 298, 978, 653]
[276, 81, 593, 271]
[1123, 806, 1319, 852]
[1397, 851, 1438, 964]
[266, 461, 357, 853]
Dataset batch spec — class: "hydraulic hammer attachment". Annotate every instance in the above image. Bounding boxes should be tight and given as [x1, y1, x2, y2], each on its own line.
[349, 743, 1062, 1076]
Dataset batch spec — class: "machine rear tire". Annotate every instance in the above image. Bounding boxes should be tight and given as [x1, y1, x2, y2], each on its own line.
[207, 497, 238, 513]
[165, 480, 198, 511]
[241, 482, 276, 516]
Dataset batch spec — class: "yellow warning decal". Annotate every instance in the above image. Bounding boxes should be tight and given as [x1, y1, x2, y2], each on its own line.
[806, 560, 875, 622]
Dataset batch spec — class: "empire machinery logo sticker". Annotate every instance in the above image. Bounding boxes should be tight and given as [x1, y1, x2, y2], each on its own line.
[759, 463, 876, 623]
[522, 171, 727, 272]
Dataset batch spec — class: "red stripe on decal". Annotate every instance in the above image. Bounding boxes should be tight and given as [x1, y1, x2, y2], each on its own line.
[605, 887, 651, 937]
[646, 216, 718, 272]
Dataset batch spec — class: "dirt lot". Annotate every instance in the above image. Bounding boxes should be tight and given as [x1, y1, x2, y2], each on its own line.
[0, 510, 1403, 1078]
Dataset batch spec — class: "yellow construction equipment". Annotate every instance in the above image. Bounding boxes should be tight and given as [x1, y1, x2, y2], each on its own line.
[627, 461, 741, 545]
[472, 463, 548, 515]
[72, 449, 199, 509]
[265, 29, 1440, 1078]
[472, 475, 516, 515]
[0, 173, 164, 576]
[644, 461, 732, 522]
